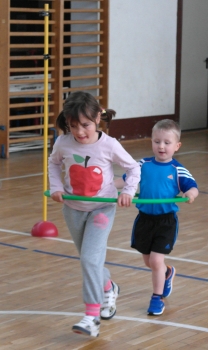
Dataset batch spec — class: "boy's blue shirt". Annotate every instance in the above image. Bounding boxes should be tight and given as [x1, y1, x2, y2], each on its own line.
[123, 157, 198, 215]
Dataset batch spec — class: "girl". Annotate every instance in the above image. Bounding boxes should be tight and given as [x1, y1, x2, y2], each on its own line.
[48, 91, 140, 337]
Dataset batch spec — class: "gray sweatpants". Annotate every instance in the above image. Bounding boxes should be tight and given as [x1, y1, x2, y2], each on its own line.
[63, 204, 117, 305]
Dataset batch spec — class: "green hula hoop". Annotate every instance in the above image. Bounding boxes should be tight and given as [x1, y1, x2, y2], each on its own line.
[44, 190, 189, 204]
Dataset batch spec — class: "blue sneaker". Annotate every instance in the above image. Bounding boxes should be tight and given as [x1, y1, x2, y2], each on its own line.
[147, 295, 165, 316]
[163, 266, 176, 298]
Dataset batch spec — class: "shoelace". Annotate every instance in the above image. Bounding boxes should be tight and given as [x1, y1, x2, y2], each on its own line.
[102, 288, 115, 307]
[79, 316, 94, 325]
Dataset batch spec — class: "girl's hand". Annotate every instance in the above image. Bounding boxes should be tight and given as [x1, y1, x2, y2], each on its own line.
[117, 193, 132, 207]
[51, 191, 65, 203]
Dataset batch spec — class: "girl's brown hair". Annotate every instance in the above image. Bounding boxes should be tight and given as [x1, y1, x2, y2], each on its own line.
[56, 91, 116, 134]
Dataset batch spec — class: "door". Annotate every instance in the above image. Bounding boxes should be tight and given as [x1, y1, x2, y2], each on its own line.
[180, 0, 208, 130]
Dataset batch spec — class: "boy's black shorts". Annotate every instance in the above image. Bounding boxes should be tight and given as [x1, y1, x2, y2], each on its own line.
[131, 211, 178, 255]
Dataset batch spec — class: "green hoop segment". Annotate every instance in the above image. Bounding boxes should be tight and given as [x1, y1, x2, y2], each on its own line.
[44, 190, 189, 204]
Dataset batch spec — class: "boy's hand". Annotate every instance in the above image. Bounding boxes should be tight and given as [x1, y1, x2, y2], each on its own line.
[51, 191, 65, 203]
[183, 187, 199, 204]
[117, 193, 132, 207]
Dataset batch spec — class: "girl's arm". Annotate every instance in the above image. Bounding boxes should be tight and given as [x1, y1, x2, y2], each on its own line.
[114, 177, 125, 189]
[114, 177, 137, 207]
[112, 141, 140, 199]
[48, 136, 65, 196]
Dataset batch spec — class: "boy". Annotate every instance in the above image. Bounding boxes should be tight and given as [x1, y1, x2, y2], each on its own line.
[115, 119, 198, 316]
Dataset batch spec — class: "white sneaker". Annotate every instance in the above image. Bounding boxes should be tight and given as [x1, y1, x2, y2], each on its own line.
[100, 281, 120, 320]
[72, 315, 100, 337]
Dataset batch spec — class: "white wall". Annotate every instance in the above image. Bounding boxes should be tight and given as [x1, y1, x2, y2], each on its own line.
[180, 0, 208, 130]
[70, 1, 99, 95]
[108, 0, 178, 119]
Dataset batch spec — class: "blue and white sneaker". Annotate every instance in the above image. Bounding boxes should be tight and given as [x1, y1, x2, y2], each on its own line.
[147, 295, 165, 316]
[163, 266, 176, 298]
[100, 281, 120, 320]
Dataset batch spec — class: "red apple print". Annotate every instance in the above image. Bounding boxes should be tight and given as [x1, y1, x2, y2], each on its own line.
[69, 155, 103, 196]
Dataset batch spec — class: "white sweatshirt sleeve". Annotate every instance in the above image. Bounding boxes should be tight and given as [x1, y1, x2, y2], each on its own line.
[48, 137, 65, 194]
[111, 139, 140, 197]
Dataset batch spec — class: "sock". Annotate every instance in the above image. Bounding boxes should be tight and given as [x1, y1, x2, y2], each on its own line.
[153, 293, 163, 298]
[85, 304, 101, 318]
[104, 279, 112, 292]
[165, 266, 171, 279]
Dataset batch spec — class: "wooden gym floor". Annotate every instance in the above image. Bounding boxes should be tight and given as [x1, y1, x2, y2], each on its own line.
[0, 129, 208, 350]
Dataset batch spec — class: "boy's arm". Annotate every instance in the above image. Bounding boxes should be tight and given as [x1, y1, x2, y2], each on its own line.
[183, 187, 199, 204]
[177, 164, 198, 204]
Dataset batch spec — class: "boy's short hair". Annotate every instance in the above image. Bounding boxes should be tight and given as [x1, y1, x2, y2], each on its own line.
[152, 119, 181, 141]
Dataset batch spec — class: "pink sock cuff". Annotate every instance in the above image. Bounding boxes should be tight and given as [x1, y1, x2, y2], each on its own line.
[85, 304, 101, 317]
[104, 279, 112, 292]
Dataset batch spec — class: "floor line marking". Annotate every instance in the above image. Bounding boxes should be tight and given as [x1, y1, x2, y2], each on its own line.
[0, 241, 208, 282]
[33, 249, 208, 282]
[0, 173, 43, 181]
[0, 150, 207, 182]
[0, 242, 27, 250]
[0, 310, 207, 333]
[0, 238, 207, 283]
[1, 228, 208, 266]
[176, 150, 208, 155]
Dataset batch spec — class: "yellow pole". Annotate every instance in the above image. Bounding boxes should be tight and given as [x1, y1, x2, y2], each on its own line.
[43, 3, 49, 221]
